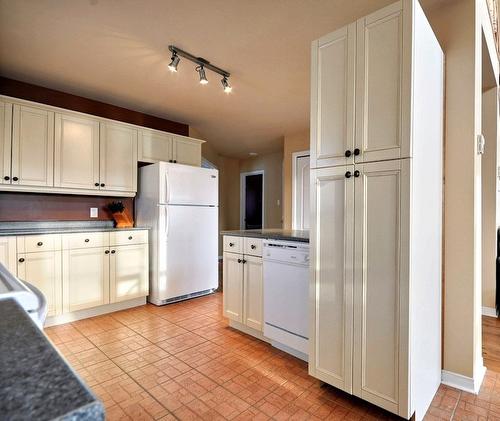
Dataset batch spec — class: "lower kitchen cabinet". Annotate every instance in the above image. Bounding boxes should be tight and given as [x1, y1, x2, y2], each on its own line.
[0, 236, 17, 274]
[243, 255, 263, 331]
[110, 243, 149, 303]
[62, 247, 110, 313]
[17, 250, 62, 317]
[222, 251, 244, 322]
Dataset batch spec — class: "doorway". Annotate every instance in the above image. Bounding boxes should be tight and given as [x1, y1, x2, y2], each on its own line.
[240, 171, 264, 230]
[292, 151, 310, 230]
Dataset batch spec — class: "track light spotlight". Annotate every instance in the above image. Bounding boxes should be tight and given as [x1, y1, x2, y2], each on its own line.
[196, 65, 208, 84]
[221, 77, 232, 93]
[168, 52, 180, 72]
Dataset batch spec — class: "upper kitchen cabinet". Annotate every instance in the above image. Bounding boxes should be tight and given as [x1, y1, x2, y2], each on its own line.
[138, 128, 172, 163]
[310, 24, 356, 169]
[172, 135, 203, 166]
[311, 0, 427, 167]
[100, 122, 138, 193]
[0, 100, 12, 185]
[11, 104, 54, 187]
[54, 113, 100, 191]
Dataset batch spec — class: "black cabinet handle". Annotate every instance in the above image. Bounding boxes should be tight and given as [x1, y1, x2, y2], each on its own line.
[251, 245, 256, 249]
[12, 177, 18, 181]
[18, 258, 25, 263]
[100, 183, 105, 187]
[105, 250, 110, 254]
[3, 176, 9, 181]
[94, 182, 99, 187]
[354, 148, 361, 156]
[111, 250, 116, 254]
[237, 258, 242, 263]
[345, 150, 352, 158]
[169, 159, 173, 163]
[84, 239, 90, 243]
[354, 170, 360, 178]
[242, 259, 247, 264]
[37, 242, 43, 246]
[173, 160, 177, 163]
[229, 242, 234, 247]
[345, 171, 352, 179]
[128, 236, 133, 240]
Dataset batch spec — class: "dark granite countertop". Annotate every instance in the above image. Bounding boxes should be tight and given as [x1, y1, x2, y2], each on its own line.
[0, 221, 149, 237]
[0, 298, 104, 420]
[221, 229, 309, 243]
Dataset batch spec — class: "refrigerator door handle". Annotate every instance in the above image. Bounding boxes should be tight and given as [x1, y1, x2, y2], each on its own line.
[165, 172, 171, 204]
[165, 206, 169, 238]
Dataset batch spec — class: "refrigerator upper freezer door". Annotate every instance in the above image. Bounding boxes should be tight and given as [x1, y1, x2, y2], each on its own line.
[159, 163, 218, 206]
[153, 204, 218, 302]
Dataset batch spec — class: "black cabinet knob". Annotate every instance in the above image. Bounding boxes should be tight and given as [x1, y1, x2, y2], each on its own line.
[111, 250, 116, 254]
[128, 236, 133, 240]
[105, 250, 110, 254]
[18, 258, 25, 263]
[169, 160, 173, 163]
[12, 177, 18, 181]
[94, 182, 99, 187]
[229, 242, 234, 247]
[345, 150, 352, 158]
[37, 242, 43, 246]
[3, 176, 9, 181]
[354, 148, 361, 156]
[84, 239, 90, 243]
[100, 183, 105, 187]
[173, 160, 177, 163]
[242, 259, 247, 264]
[237, 258, 242, 263]
[345, 171, 352, 179]
[354, 170, 360, 178]
[251, 245, 256, 249]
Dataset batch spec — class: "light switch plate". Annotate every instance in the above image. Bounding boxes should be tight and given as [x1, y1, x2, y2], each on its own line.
[90, 207, 98, 218]
[477, 134, 485, 155]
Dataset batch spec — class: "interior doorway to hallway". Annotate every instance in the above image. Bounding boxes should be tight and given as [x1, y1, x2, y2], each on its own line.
[240, 170, 264, 230]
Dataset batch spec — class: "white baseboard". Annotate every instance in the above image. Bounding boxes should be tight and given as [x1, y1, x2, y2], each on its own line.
[482, 306, 497, 317]
[441, 365, 486, 394]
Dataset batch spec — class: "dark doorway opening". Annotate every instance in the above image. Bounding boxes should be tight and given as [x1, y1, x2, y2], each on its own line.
[243, 173, 263, 230]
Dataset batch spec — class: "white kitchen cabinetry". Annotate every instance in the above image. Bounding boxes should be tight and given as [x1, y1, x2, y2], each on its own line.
[172, 135, 202, 166]
[0, 100, 12, 185]
[100, 122, 138, 193]
[309, 1, 443, 420]
[11, 104, 54, 187]
[0, 236, 17, 274]
[223, 236, 263, 332]
[54, 113, 100, 191]
[138, 128, 172, 163]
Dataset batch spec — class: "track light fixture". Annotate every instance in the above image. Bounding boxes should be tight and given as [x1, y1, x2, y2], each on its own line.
[168, 45, 232, 93]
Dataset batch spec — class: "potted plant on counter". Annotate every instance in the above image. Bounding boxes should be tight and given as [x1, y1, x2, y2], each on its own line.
[107, 201, 133, 228]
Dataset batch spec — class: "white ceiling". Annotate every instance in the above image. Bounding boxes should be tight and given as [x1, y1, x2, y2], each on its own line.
[0, 0, 446, 157]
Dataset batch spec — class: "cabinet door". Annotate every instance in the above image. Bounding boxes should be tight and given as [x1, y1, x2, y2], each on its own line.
[17, 251, 62, 317]
[138, 129, 172, 163]
[0, 236, 17, 274]
[172, 136, 201, 166]
[353, 159, 409, 414]
[0, 100, 12, 184]
[100, 122, 138, 192]
[355, 2, 407, 163]
[11, 104, 54, 187]
[309, 166, 354, 393]
[110, 244, 148, 303]
[62, 247, 109, 312]
[310, 24, 356, 169]
[223, 252, 243, 323]
[54, 113, 100, 190]
[243, 255, 263, 331]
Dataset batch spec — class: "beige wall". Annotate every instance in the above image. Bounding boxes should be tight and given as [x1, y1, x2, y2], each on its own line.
[283, 131, 310, 229]
[239, 150, 284, 229]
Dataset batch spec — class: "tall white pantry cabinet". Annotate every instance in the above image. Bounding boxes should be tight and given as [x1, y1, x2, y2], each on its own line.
[308, 1, 443, 420]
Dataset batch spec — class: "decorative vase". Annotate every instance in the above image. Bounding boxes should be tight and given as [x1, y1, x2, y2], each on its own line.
[112, 210, 134, 228]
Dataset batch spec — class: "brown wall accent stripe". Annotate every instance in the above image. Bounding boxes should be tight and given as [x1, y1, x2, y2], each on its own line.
[0, 77, 189, 136]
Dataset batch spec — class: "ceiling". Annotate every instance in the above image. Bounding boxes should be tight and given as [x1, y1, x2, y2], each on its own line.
[0, 0, 447, 157]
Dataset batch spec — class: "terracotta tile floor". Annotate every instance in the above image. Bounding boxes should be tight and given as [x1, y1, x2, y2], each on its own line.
[44, 293, 500, 420]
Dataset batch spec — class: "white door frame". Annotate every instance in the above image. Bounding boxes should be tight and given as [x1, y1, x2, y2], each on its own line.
[240, 170, 265, 229]
[292, 150, 310, 230]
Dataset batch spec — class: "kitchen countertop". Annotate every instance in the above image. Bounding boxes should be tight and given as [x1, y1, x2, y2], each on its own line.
[0, 298, 104, 420]
[221, 229, 309, 243]
[0, 221, 148, 237]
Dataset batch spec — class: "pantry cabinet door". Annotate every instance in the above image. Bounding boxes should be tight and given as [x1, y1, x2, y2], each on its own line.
[243, 255, 263, 331]
[355, 1, 408, 163]
[309, 165, 354, 393]
[100, 122, 138, 193]
[17, 251, 62, 317]
[11, 104, 54, 187]
[138, 129, 172, 163]
[353, 159, 410, 414]
[310, 23, 356, 169]
[172, 136, 201, 166]
[109, 244, 149, 303]
[0, 236, 17, 274]
[223, 252, 243, 323]
[62, 247, 109, 312]
[54, 113, 100, 190]
[0, 101, 12, 184]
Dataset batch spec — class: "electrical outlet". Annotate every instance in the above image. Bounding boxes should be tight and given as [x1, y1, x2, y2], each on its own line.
[90, 207, 98, 218]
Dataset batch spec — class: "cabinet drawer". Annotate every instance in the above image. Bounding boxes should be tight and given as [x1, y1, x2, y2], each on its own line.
[223, 236, 243, 254]
[244, 237, 262, 257]
[62, 232, 110, 250]
[17, 234, 61, 253]
[110, 230, 148, 246]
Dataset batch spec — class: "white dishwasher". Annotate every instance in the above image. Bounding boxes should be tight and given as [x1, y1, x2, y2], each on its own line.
[263, 240, 309, 360]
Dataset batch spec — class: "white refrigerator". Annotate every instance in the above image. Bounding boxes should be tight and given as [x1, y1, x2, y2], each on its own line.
[136, 162, 218, 305]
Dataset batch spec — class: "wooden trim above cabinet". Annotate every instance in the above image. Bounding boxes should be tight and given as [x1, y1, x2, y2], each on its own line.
[0, 77, 189, 136]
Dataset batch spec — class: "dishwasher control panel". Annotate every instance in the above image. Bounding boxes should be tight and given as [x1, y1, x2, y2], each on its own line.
[263, 240, 309, 266]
